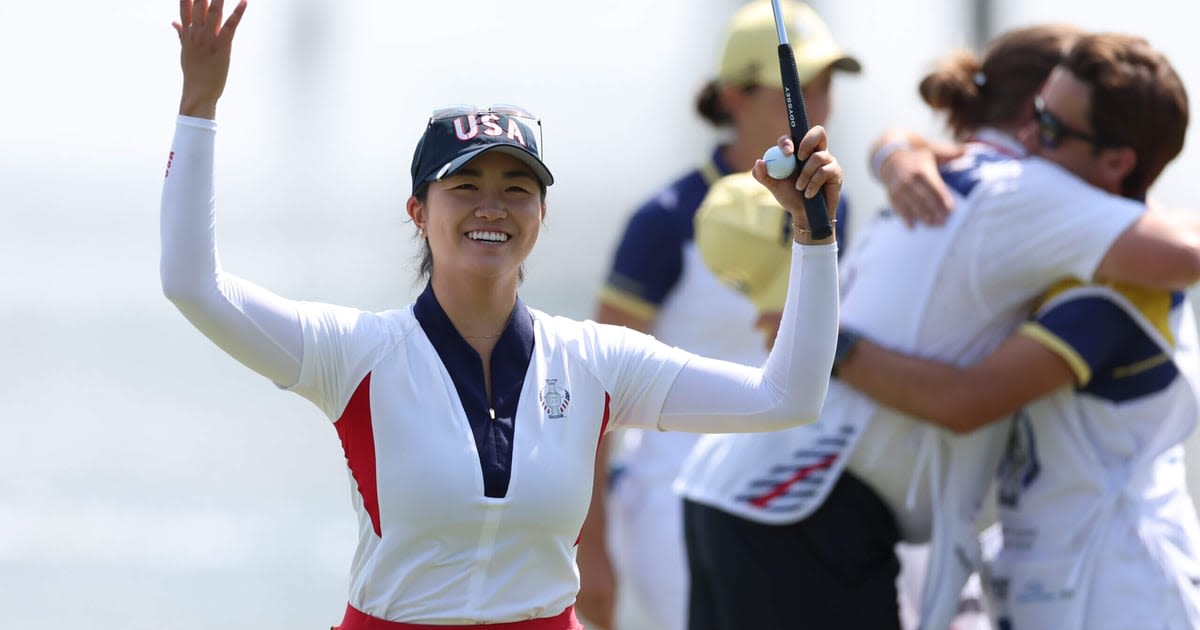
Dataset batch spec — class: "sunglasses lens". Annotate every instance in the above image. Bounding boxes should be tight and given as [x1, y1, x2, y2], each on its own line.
[489, 104, 537, 119]
[1033, 104, 1058, 148]
[1033, 97, 1106, 149]
[429, 105, 479, 121]
[1039, 121, 1058, 148]
[429, 104, 539, 122]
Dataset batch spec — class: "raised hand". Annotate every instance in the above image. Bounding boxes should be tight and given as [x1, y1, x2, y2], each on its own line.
[751, 127, 842, 242]
[173, 0, 248, 119]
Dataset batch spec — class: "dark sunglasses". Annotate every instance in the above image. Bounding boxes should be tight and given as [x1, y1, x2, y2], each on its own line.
[1034, 96, 1106, 149]
[427, 104, 544, 158]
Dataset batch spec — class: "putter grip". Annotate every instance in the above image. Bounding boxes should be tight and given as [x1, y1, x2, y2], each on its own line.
[777, 44, 833, 241]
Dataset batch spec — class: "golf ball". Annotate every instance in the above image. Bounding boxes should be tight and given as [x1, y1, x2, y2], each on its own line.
[763, 145, 796, 179]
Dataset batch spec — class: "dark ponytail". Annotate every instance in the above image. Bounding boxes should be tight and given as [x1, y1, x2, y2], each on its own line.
[695, 79, 734, 127]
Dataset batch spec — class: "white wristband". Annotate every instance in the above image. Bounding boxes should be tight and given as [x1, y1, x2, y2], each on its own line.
[870, 139, 913, 181]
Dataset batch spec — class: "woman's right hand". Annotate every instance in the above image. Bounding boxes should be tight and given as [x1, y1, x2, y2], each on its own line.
[174, 0, 248, 120]
[751, 128, 842, 244]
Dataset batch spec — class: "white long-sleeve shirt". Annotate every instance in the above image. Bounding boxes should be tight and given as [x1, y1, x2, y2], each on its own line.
[159, 115, 839, 623]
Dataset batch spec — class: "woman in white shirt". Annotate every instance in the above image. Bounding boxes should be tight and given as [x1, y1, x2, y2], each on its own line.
[162, 2, 842, 627]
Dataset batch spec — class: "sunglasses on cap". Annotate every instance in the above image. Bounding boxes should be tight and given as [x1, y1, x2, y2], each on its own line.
[410, 103, 553, 195]
[426, 104, 544, 158]
[1034, 96, 1108, 149]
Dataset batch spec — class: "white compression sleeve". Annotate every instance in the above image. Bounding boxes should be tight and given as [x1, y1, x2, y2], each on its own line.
[657, 243, 839, 433]
[160, 116, 305, 387]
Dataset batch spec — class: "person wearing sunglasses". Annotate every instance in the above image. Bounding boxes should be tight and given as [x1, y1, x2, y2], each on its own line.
[680, 24, 1200, 630]
[1033, 95, 1108, 149]
[831, 33, 1200, 630]
[575, 3, 861, 629]
[160, 2, 845, 629]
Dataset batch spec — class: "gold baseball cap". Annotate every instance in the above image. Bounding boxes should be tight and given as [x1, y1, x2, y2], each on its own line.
[718, 0, 861, 87]
[694, 172, 793, 313]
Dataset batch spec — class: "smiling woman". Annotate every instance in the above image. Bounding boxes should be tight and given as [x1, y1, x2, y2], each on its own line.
[406, 105, 551, 301]
[160, 1, 843, 628]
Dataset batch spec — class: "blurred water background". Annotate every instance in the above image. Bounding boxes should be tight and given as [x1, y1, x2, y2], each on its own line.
[2, 1, 1199, 627]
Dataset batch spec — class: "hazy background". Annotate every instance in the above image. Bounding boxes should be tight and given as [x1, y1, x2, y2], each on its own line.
[1, 1, 1198, 627]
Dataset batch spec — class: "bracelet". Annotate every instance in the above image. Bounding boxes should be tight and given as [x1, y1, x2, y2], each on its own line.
[870, 139, 913, 180]
[793, 219, 837, 235]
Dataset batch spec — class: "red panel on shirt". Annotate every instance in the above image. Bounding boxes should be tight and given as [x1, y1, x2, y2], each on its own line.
[336, 373, 382, 537]
[597, 393, 612, 451]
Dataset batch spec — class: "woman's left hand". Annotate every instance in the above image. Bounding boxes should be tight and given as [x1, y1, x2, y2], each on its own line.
[751, 126, 842, 237]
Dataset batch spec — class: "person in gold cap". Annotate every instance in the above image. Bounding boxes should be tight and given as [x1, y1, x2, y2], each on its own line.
[576, 2, 859, 629]
[708, 0, 861, 171]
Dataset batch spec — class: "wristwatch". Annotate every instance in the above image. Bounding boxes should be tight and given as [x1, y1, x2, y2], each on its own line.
[831, 329, 862, 377]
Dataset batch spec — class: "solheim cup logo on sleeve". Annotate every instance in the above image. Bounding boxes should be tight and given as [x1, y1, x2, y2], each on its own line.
[539, 379, 570, 419]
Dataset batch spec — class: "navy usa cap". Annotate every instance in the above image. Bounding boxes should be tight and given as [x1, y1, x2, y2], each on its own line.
[410, 104, 554, 195]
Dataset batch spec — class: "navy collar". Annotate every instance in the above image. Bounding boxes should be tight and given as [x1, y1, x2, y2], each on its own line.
[412, 283, 534, 498]
[711, 145, 736, 176]
[412, 283, 535, 358]
[699, 146, 737, 187]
